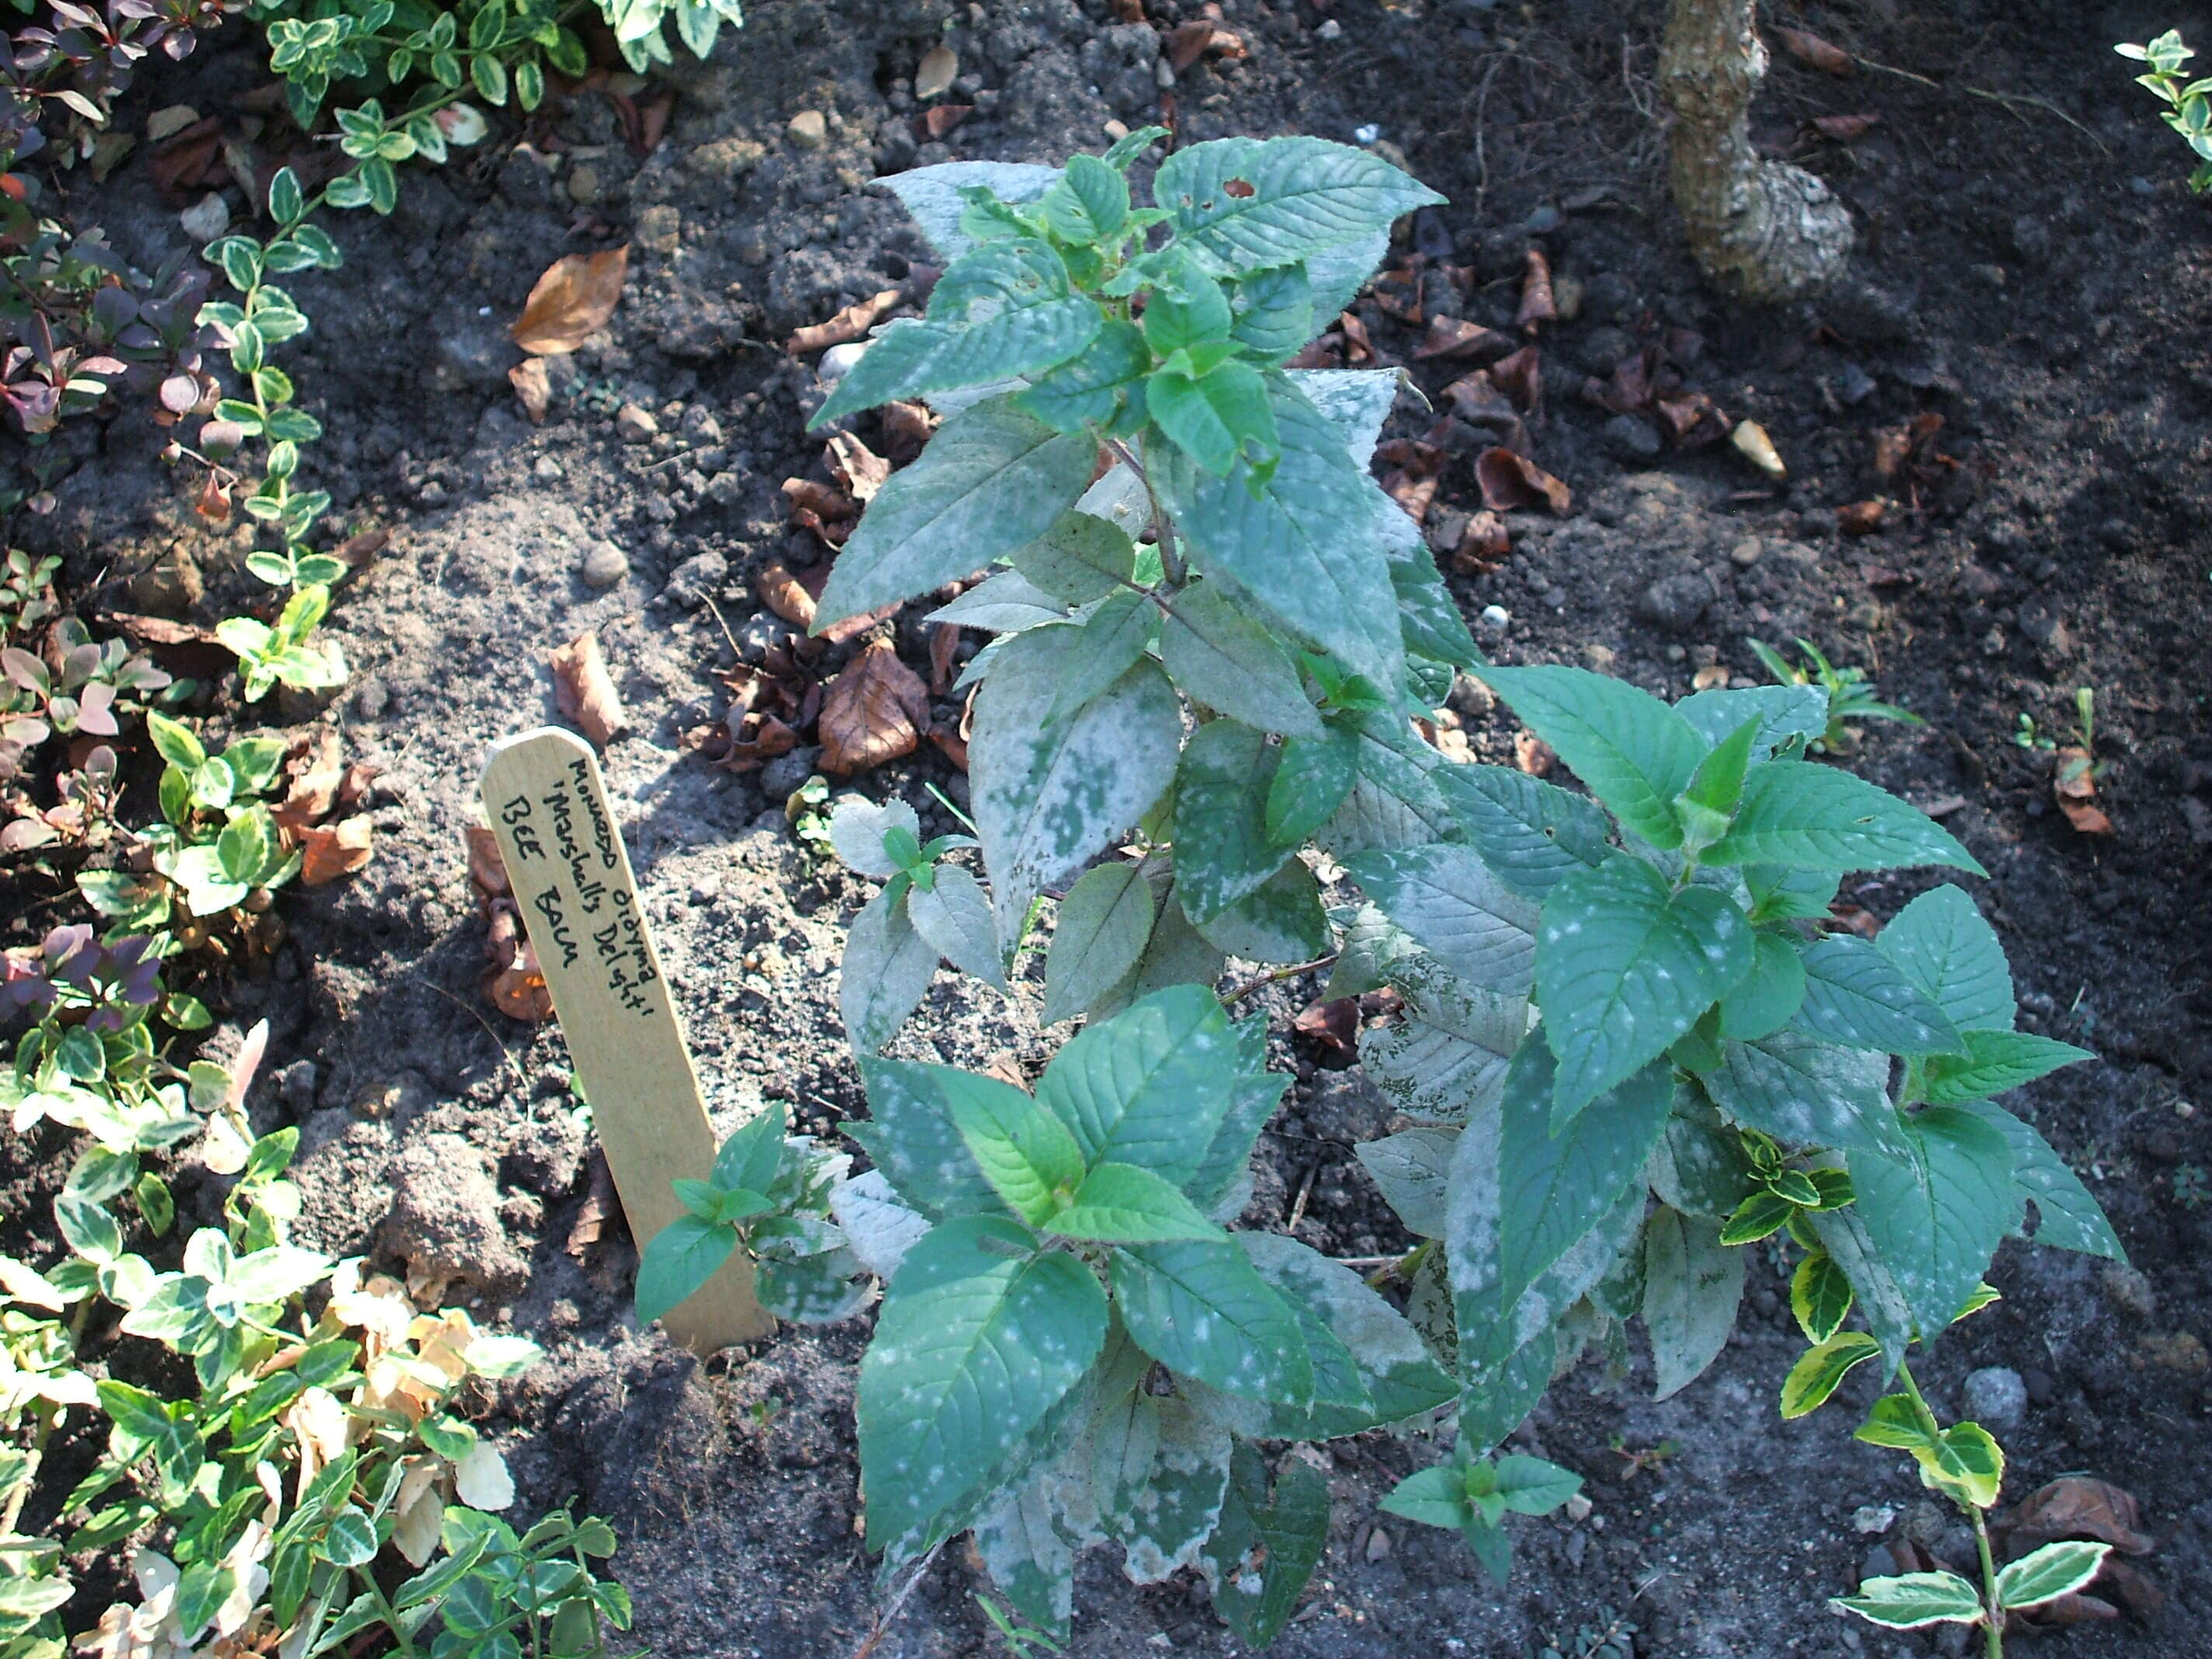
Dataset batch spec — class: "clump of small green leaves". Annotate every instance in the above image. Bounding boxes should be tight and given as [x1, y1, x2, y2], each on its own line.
[634, 1101, 869, 1326]
[1378, 1444, 1579, 1582]
[75, 711, 299, 934]
[1, 994, 636, 1659]
[2117, 31, 2212, 191]
[792, 140, 2118, 1643]
[1748, 635, 1921, 753]
[823, 985, 1450, 1646]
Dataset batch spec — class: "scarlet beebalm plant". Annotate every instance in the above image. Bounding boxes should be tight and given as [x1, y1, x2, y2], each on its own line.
[699, 136, 2126, 1644]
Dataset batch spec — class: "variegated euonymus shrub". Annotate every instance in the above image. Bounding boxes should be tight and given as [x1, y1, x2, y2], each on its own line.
[663, 135, 2126, 1646]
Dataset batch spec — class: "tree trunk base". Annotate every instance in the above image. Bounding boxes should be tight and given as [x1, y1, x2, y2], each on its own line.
[1661, 0, 1854, 303]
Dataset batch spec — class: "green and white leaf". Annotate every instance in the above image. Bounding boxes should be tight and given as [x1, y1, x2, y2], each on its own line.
[1043, 861, 1155, 1024]
[816, 396, 1097, 628]
[1477, 666, 1709, 849]
[1831, 1571, 1987, 1629]
[1035, 985, 1243, 1185]
[1153, 136, 1444, 275]
[1780, 1330, 1883, 1418]
[849, 1059, 1014, 1221]
[1159, 580, 1323, 738]
[1536, 853, 1752, 1123]
[857, 1217, 1108, 1556]
[1344, 843, 1538, 998]
[1194, 859, 1330, 965]
[840, 886, 938, 1056]
[1172, 720, 1299, 924]
[969, 627, 1181, 941]
[1354, 1126, 1457, 1240]
[1703, 1031, 1907, 1158]
[1675, 683, 1830, 756]
[828, 1170, 932, 1279]
[1794, 934, 1964, 1056]
[926, 569, 1069, 632]
[1431, 765, 1612, 900]
[1640, 1206, 1744, 1400]
[1096, 1393, 1233, 1583]
[1849, 1105, 2018, 1338]
[879, 161, 1062, 260]
[906, 864, 1006, 988]
[1875, 884, 2015, 1032]
[829, 797, 923, 879]
[1359, 951, 1529, 1125]
[1995, 1540, 2110, 1612]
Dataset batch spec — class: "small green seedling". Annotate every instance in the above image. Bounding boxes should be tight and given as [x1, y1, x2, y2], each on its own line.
[2117, 31, 2212, 191]
[1379, 1444, 1581, 1581]
[1749, 636, 1922, 752]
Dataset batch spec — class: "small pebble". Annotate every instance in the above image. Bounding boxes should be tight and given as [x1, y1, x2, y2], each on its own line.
[615, 403, 659, 443]
[1728, 537, 1765, 567]
[1363, 1525, 1391, 1562]
[788, 110, 828, 149]
[579, 539, 629, 589]
[1353, 120, 1379, 144]
[1962, 1366, 2027, 1432]
[1317, 17, 1343, 38]
[819, 341, 868, 384]
[1477, 603, 1511, 633]
[1851, 1504, 1897, 1535]
[534, 456, 565, 482]
[2102, 1262, 2157, 1320]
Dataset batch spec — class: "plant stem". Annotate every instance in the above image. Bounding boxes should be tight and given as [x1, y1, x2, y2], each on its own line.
[1971, 1504, 2005, 1659]
[1897, 1362, 2004, 1657]
[1220, 953, 1338, 1007]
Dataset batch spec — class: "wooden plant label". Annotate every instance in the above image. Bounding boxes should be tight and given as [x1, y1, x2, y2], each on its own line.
[480, 726, 773, 1351]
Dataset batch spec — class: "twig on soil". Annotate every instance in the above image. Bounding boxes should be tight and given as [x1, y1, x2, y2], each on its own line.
[1220, 953, 1338, 1007]
[406, 972, 527, 1094]
[849, 1539, 948, 1659]
[1852, 54, 2109, 153]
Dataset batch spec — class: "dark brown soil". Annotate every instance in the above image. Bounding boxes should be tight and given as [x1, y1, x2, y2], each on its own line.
[7, 0, 2211, 1655]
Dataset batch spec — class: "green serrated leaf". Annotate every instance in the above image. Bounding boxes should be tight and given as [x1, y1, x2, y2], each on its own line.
[1110, 1239, 1310, 1403]
[1153, 135, 1445, 276]
[1198, 1443, 1332, 1650]
[1345, 842, 1538, 1000]
[1921, 1028, 2094, 1105]
[1849, 1105, 2017, 1338]
[1160, 580, 1323, 739]
[1431, 765, 1612, 899]
[1476, 666, 1709, 850]
[1795, 934, 1965, 1056]
[814, 396, 1097, 628]
[1641, 1206, 1744, 1399]
[1046, 1162, 1224, 1243]
[1035, 985, 1243, 1185]
[1043, 862, 1155, 1024]
[1703, 763, 1985, 875]
[857, 1216, 1108, 1553]
[947, 1073, 1085, 1225]
[1536, 853, 1752, 1124]
[1875, 884, 2015, 1034]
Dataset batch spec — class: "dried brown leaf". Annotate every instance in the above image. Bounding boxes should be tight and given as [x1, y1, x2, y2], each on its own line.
[819, 602, 902, 648]
[929, 622, 962, 695]
[1836, 499, 1887, 535]
[786, 287, 906, 356]
[1414, 316, 1514, 362]
[512, 245, 630, 356]
[1474, 447, 1572, 514]
[826, 430, 892, 503]
[756, 560, 818, 631]
[1773, 26, 1854, 75]
[465, 825, 511, 899]
[566, 1151, 617, 1253]
[299, 817, 374, 885]
[818, 638, 930, 777]
[1292, 997, 1358, 1066]
[1514, 730, 1555, 777]
[2054, 748, 2113, 835]
[550, 631, 624, 748]
[509, 357, 552, 424]
[1811, 112, 1880, 141]
[879, 399, 937, 461]
[1167, 20, 1245, 71]
[1452, 510, 1511, 576]
[2009, 1478, 2154, 1554]
[1490, 345, 1542, 414]
[1516, 248, 1557, 331]
[920, 105, 972, 140]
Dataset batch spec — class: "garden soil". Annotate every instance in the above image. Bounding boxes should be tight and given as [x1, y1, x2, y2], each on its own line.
[7, 0, 2212, 1654]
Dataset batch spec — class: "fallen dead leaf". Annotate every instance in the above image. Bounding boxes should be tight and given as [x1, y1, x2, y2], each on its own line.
[786, 286, 906, 356]
[1692, 664, 1731, 691]
[920, 105, 972, 140]
[1475, 447, 1572, 514]
[818, 638, 931, 777]
[1731, 419, 1786, 480]
[915, 43, 958, 99]
[1773, 25, 1854, 75]
[1292, 997, 1358, 1066]
[784, 476, 859, 546]
[826, 430, 892, 503]
[756, 560, 819, 631]
[1836, 499, 1887, 534]
[567, 1151, 617, 1254]
[1516, 247, 1557, 331]
[692, 642, 824, 773]
[1810, 112, 1880, 141]
[483, 904, 552, 1021]
[2007, 1476, 2154, 1556]
[1414, 315, 1515, 363]
[464, 825, 510, 898]
[509, 358, 552, 424]
[879, 399, 937, 461]
[1452, 510, 1511, 576]
[298, 818, 374, 885]
[1490, 345, 1542, 414]
[2054, 747, 2113, 835]
[550, 631, 624, 747]
[1514, 730, 1555, 776]
[929, 622, 962, 694]
[513, 245, 629, 356]
[1167, 19, 1246, 71]
[273, 728, 345, 837]
[1827, 903, 1881, 940]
